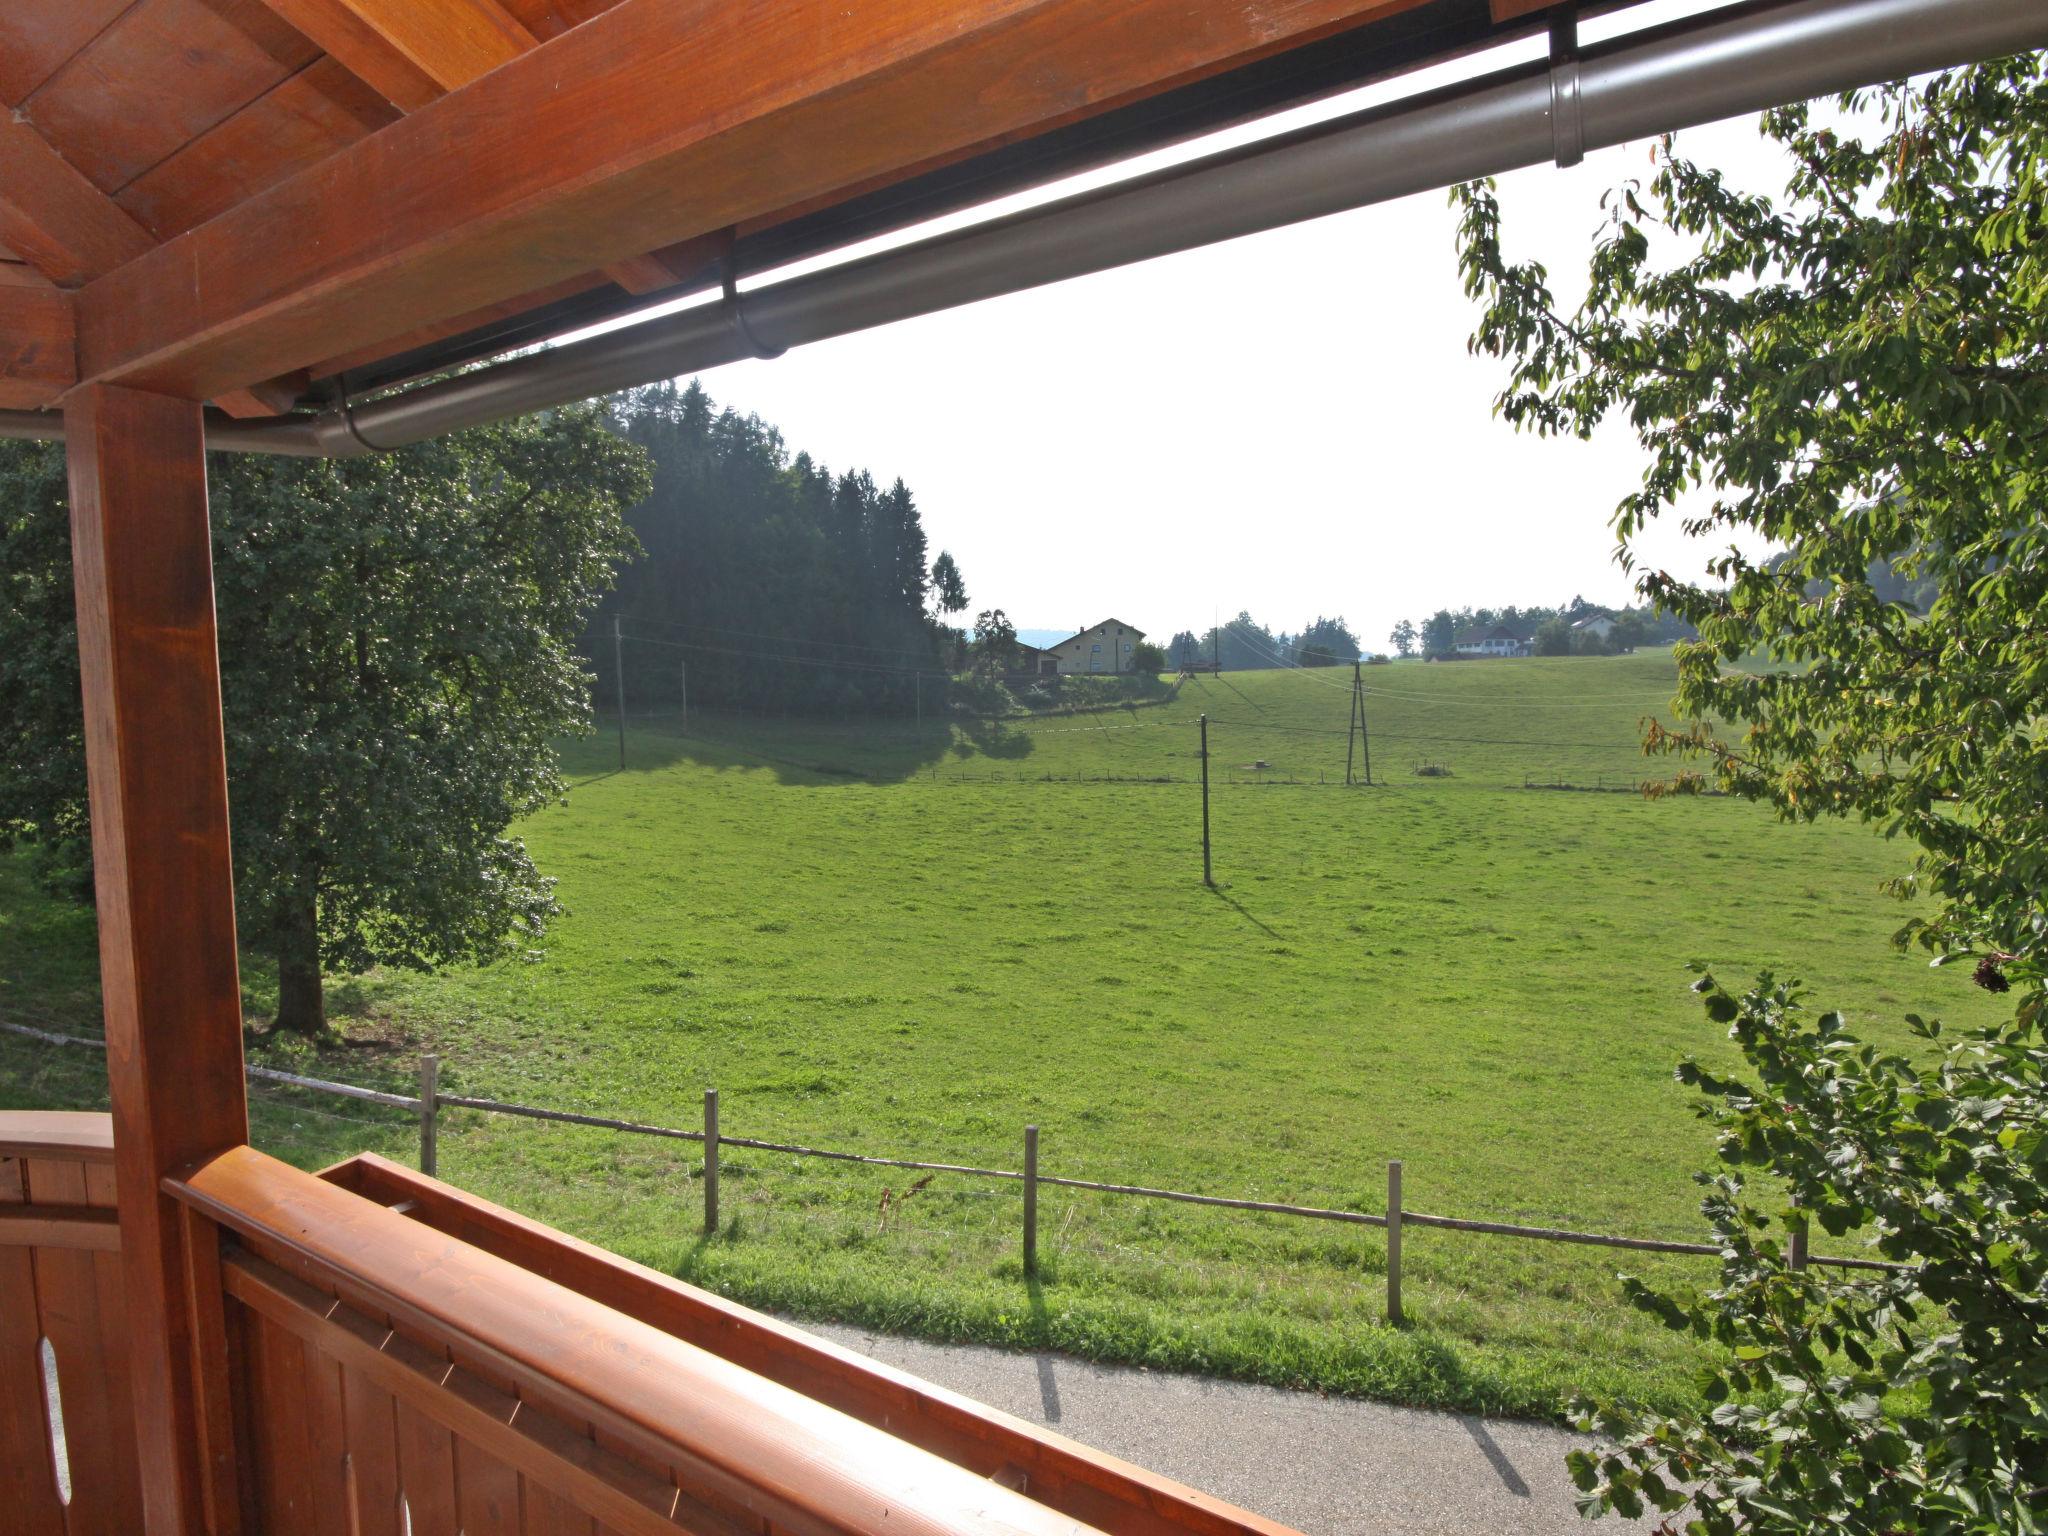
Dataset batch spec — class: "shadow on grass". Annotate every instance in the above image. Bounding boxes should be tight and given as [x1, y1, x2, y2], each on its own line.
[569, 708, 1025, 787]
[1204, 884, 1283, 940]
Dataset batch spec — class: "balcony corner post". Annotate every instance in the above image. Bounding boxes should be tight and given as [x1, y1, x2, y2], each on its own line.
[65, 382, 251, 1536]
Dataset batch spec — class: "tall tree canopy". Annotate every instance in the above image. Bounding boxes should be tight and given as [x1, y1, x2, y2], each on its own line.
[594, 381, 954, 717]
[1289, 615, 1361, 665]
[0, 406, 646, 1034]
[1456, 52, 2048, 1533]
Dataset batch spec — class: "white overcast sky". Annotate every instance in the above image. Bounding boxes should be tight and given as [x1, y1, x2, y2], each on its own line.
[617, 0, 1796, 648]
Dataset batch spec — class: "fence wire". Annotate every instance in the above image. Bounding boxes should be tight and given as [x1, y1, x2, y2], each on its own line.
[1, 1015, 1905, 1276]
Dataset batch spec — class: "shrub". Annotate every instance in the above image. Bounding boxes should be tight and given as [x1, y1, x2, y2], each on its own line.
[1570, 973, 2047, 1534]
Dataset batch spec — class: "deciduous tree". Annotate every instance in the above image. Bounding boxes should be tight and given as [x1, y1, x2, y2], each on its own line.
[1456, 50, 2048, 1531]
[0, 406, 646, 1034]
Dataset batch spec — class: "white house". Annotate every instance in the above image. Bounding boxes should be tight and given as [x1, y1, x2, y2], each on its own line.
[1572, 615, 1617, 640]
[1452, 624, 1530, 658]
[1048, 619, 1147, 674]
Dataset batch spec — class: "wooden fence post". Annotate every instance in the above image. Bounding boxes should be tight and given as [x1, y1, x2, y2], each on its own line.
[1386, 1159, 1403, 1325]
[1198, 715, 1213, 887]
[703, 1088, 720, 1234]
[418, 1054, 439, 1178]
[1789, 1196, 1808, 1272]
[1023, 1124, 1039, 1276]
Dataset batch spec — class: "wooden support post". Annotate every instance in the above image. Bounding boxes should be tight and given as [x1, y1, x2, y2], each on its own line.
[1023, 1124, 1039, 1277]
[1789, 1197, 1808, 1272]
[418, 1054, 439, 1178]
[1198, 714, 1213, 887]
[1386, 1159, 1404, 1325]
[65, 381, 250, 1536]
[703, 1089, 720, 1235]
[613, 613, 626, 769]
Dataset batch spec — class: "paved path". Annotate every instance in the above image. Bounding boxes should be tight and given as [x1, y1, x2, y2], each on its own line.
[808, 1323, 1647, 1535]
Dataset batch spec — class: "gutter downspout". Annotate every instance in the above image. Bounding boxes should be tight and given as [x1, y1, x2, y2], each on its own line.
[1, 0, 2041, 458]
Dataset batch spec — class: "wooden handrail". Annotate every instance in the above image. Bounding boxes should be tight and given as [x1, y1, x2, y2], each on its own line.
[324, 1152, 1295, 1536]
[169, 1144, 1098, 1536]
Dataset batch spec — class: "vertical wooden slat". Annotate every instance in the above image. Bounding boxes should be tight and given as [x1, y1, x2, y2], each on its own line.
[81, 1158, 144, 1525]
[26, 1158, 144, 1536]
[64, 381, 250, 1536]
[389, 1332, 462, 1536]
[244, 1312, 318, 1535]
[455, 1436, 522, 1536]
[341, 1362, 407, 1536]
[299, 1343, 353, 1536]
[178, 1203, 243, 1536]
[223, 1298, 264, 1536]
[522, 1479, 597, 1536]
[0, 1157, 67, 1536]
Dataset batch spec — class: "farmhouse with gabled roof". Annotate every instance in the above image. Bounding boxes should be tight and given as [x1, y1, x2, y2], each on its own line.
[1048, 618, 1147, 674]
[1453, 624, 1531, 658]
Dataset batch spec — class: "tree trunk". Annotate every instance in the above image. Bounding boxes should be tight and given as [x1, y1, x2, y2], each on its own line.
[272, 892, 327, 1036]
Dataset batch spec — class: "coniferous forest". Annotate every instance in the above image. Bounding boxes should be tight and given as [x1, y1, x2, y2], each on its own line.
[584, 381, 961, 717]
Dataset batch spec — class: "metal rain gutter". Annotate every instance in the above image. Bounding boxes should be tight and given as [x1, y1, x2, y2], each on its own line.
[1, 0, 2041, 457]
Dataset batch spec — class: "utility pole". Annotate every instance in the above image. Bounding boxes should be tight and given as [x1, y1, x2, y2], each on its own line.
[1360, 679, 1372, 786]
[612, 613, 626, 769]
[1348, 659, 1373, 786]
[679, 659, 689, 735]
[1199, 714, 1213, 886]
[1346, 660, 1359, 785]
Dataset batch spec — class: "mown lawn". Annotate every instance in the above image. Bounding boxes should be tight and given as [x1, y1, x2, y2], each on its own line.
[0, 652, 1999, 1420]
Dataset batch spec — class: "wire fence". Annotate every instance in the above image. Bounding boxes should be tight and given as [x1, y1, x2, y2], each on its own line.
[2, 1016, 1907, 1323]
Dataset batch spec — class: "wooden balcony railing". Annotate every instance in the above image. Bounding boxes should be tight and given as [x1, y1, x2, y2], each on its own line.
[1, 1112, 145, 1536]
[3, 1112, 1296, 1536]
[318, 1153, 1290, 1536]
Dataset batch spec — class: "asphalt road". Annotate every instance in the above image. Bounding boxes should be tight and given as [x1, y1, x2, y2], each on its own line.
[807, 1322, 1650, 1536]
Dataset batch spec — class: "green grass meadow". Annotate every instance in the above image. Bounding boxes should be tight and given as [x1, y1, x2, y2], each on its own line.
[0, 652, 1999, 1419]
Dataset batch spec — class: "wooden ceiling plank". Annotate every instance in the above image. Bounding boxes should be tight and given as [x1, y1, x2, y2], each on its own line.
[1489, 0, 1561, 20]
[79, 0, 1421, 400]
[0, 115, 156, 288]
[117, 57, 399, 240]
[0, 283, 75, 408]
[0, 0, 135, 108]
[25, 0, 319, 195]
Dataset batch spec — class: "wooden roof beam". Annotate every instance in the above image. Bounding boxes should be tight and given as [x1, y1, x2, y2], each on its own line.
[0, 114, 154, 290]
[77, 0, 1417, 402]
[0, 112, 301, 417]
[252, 0, 532, 110]
[252, 0, 703, 295]
[0, 282, 74, 408]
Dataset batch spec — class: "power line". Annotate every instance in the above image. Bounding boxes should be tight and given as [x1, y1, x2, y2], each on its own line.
[1217, 623, 1356, 689]
[620, 630, 928, 677]
[611, 612, 950, 665]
